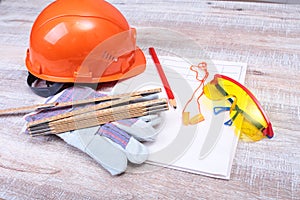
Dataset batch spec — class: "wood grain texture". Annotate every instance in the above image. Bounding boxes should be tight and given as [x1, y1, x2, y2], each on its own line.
[0, 0, 299, 199]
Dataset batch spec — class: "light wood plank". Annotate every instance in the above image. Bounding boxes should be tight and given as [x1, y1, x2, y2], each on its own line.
[0, 0, 299, 199]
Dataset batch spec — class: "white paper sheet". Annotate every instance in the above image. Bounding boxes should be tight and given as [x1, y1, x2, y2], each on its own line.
[114, 56, 247, 179]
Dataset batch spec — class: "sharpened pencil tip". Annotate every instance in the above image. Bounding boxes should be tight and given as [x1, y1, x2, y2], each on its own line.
[169, 99, 177, 110]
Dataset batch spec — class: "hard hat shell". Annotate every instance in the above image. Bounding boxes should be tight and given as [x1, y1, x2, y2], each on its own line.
[26, 0, 146, 83]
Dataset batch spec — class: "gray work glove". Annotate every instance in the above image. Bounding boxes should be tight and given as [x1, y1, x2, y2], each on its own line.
[24, 86, 161, 175]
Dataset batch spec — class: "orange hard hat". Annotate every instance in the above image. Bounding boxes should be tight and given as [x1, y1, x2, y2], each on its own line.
[26, 0, 146, 97]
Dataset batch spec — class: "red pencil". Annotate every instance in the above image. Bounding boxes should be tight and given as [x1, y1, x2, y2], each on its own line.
[149, 47, 177, 109]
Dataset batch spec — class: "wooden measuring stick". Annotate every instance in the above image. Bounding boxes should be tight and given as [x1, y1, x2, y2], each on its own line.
[29, 105, 168, 136]
[27, 95, 142, 127]
[32, 103, 168, 132]
[29, 99, 168, 136]
[29, 98, 168, 131]
[30, 107, 168, 136]
[28, 103, 152, 132]
[0, 88, 162, 115]
[29, 98, 168, 134]
[40, 106, 168, 136]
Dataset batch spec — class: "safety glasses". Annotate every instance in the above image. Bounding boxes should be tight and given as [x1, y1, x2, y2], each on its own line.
[203, 74, 274, 141]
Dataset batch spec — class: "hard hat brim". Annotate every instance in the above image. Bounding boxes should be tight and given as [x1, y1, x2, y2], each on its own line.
[26, 47, 146, 84]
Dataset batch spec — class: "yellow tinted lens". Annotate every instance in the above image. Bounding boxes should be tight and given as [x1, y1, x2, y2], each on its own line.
[203, 81, 226, 100]
[230, 110, 265, 141]
[205, 76, 268, 141]
[240, 118, 266, 141]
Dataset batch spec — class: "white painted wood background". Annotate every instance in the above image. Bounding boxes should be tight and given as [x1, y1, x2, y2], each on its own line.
[0, 0, 299, 199]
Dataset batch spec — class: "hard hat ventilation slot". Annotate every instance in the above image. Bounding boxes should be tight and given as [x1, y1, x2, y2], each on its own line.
[103, 51, 117, 62]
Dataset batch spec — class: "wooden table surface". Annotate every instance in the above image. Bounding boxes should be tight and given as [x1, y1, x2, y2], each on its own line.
[0, 0, 299, 199]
